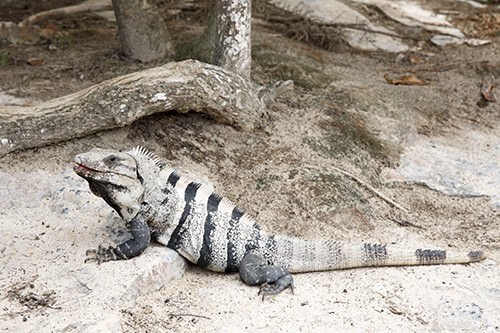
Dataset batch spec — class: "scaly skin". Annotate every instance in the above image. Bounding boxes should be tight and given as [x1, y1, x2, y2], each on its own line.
[74, 147, 486, 297]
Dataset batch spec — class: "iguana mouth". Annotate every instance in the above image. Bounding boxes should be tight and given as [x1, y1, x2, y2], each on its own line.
[73, 162, 136, 180]
[73, 163, 101, 175]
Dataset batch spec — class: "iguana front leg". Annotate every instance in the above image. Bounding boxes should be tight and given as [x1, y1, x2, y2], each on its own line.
[239, 251, 294, 299]
[85, 210, 151, 264]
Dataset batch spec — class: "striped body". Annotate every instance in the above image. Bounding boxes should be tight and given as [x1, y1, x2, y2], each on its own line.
[74, 147, 485, 275]
[127, 147, 484, 272]
[149, 168, 268, 272]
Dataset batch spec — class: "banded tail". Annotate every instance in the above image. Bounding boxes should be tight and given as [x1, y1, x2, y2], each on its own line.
[269, 236, 486, 273]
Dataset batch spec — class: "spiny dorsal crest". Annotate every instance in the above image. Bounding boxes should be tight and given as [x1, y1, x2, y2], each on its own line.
[128, 146, 249, 219]
[129, 146, 167, 170]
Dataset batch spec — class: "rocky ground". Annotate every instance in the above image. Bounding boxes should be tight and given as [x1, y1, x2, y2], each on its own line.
[0, 0, 499, 332]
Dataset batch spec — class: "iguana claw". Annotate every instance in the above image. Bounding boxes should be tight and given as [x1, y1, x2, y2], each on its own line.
[258, 276, 295, 301]
[84, 245, 116, 264]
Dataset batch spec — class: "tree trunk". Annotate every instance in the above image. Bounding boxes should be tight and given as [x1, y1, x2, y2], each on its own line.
[212, 0, 252, 79]
[112, 0, 172, 62]
[0, 60, 268, 157]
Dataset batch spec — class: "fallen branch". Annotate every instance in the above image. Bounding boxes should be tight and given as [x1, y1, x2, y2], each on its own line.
[389, 217, 422, 229]
[305, 164, 411, 214]
[0, 60, 289, 157]
[329, 165, 411, 214]
[0, 0, 112, 44]
[168, 313, 211, 320]
[19, 0, 112, 27]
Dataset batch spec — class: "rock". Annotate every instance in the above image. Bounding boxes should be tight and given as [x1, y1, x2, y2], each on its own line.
[0, 168, 186, 332]
[431, 35, 491, 47]
[0, 90, 32, 106]
[395, 126, 500, 207]
[353, 0, 464, 38]
[270, 0, 409, 52]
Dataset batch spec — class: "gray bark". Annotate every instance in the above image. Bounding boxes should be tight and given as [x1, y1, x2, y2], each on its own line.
[112, 0, 172, 62]
[213, 0, 252, 79]
[0, 60, 269, 157]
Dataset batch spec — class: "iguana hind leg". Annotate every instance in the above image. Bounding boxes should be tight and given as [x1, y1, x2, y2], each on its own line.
[239, 251, 294, 299]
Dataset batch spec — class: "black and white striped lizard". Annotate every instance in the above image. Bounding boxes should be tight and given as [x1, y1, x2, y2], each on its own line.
[73, 147, 485, 297]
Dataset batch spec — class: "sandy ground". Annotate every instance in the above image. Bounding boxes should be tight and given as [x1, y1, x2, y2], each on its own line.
[0, 1, 499, 332]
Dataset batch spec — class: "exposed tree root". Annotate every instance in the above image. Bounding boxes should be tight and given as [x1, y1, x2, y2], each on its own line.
[0, 60, 291, 157]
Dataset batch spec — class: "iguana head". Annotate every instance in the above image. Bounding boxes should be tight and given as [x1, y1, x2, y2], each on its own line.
[74, 148, 144, 220]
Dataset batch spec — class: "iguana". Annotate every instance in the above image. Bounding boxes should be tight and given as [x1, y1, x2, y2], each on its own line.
[73, 147, 485, 297]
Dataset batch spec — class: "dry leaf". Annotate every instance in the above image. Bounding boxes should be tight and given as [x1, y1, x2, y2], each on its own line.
[40, 23, 63, 40]
[27, 57, 45, 66]
[480, 76, 496, 102]
[408, 53, 425, 64]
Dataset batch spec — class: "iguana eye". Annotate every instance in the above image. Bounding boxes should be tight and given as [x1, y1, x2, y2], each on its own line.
[105, 155, 118, 163]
